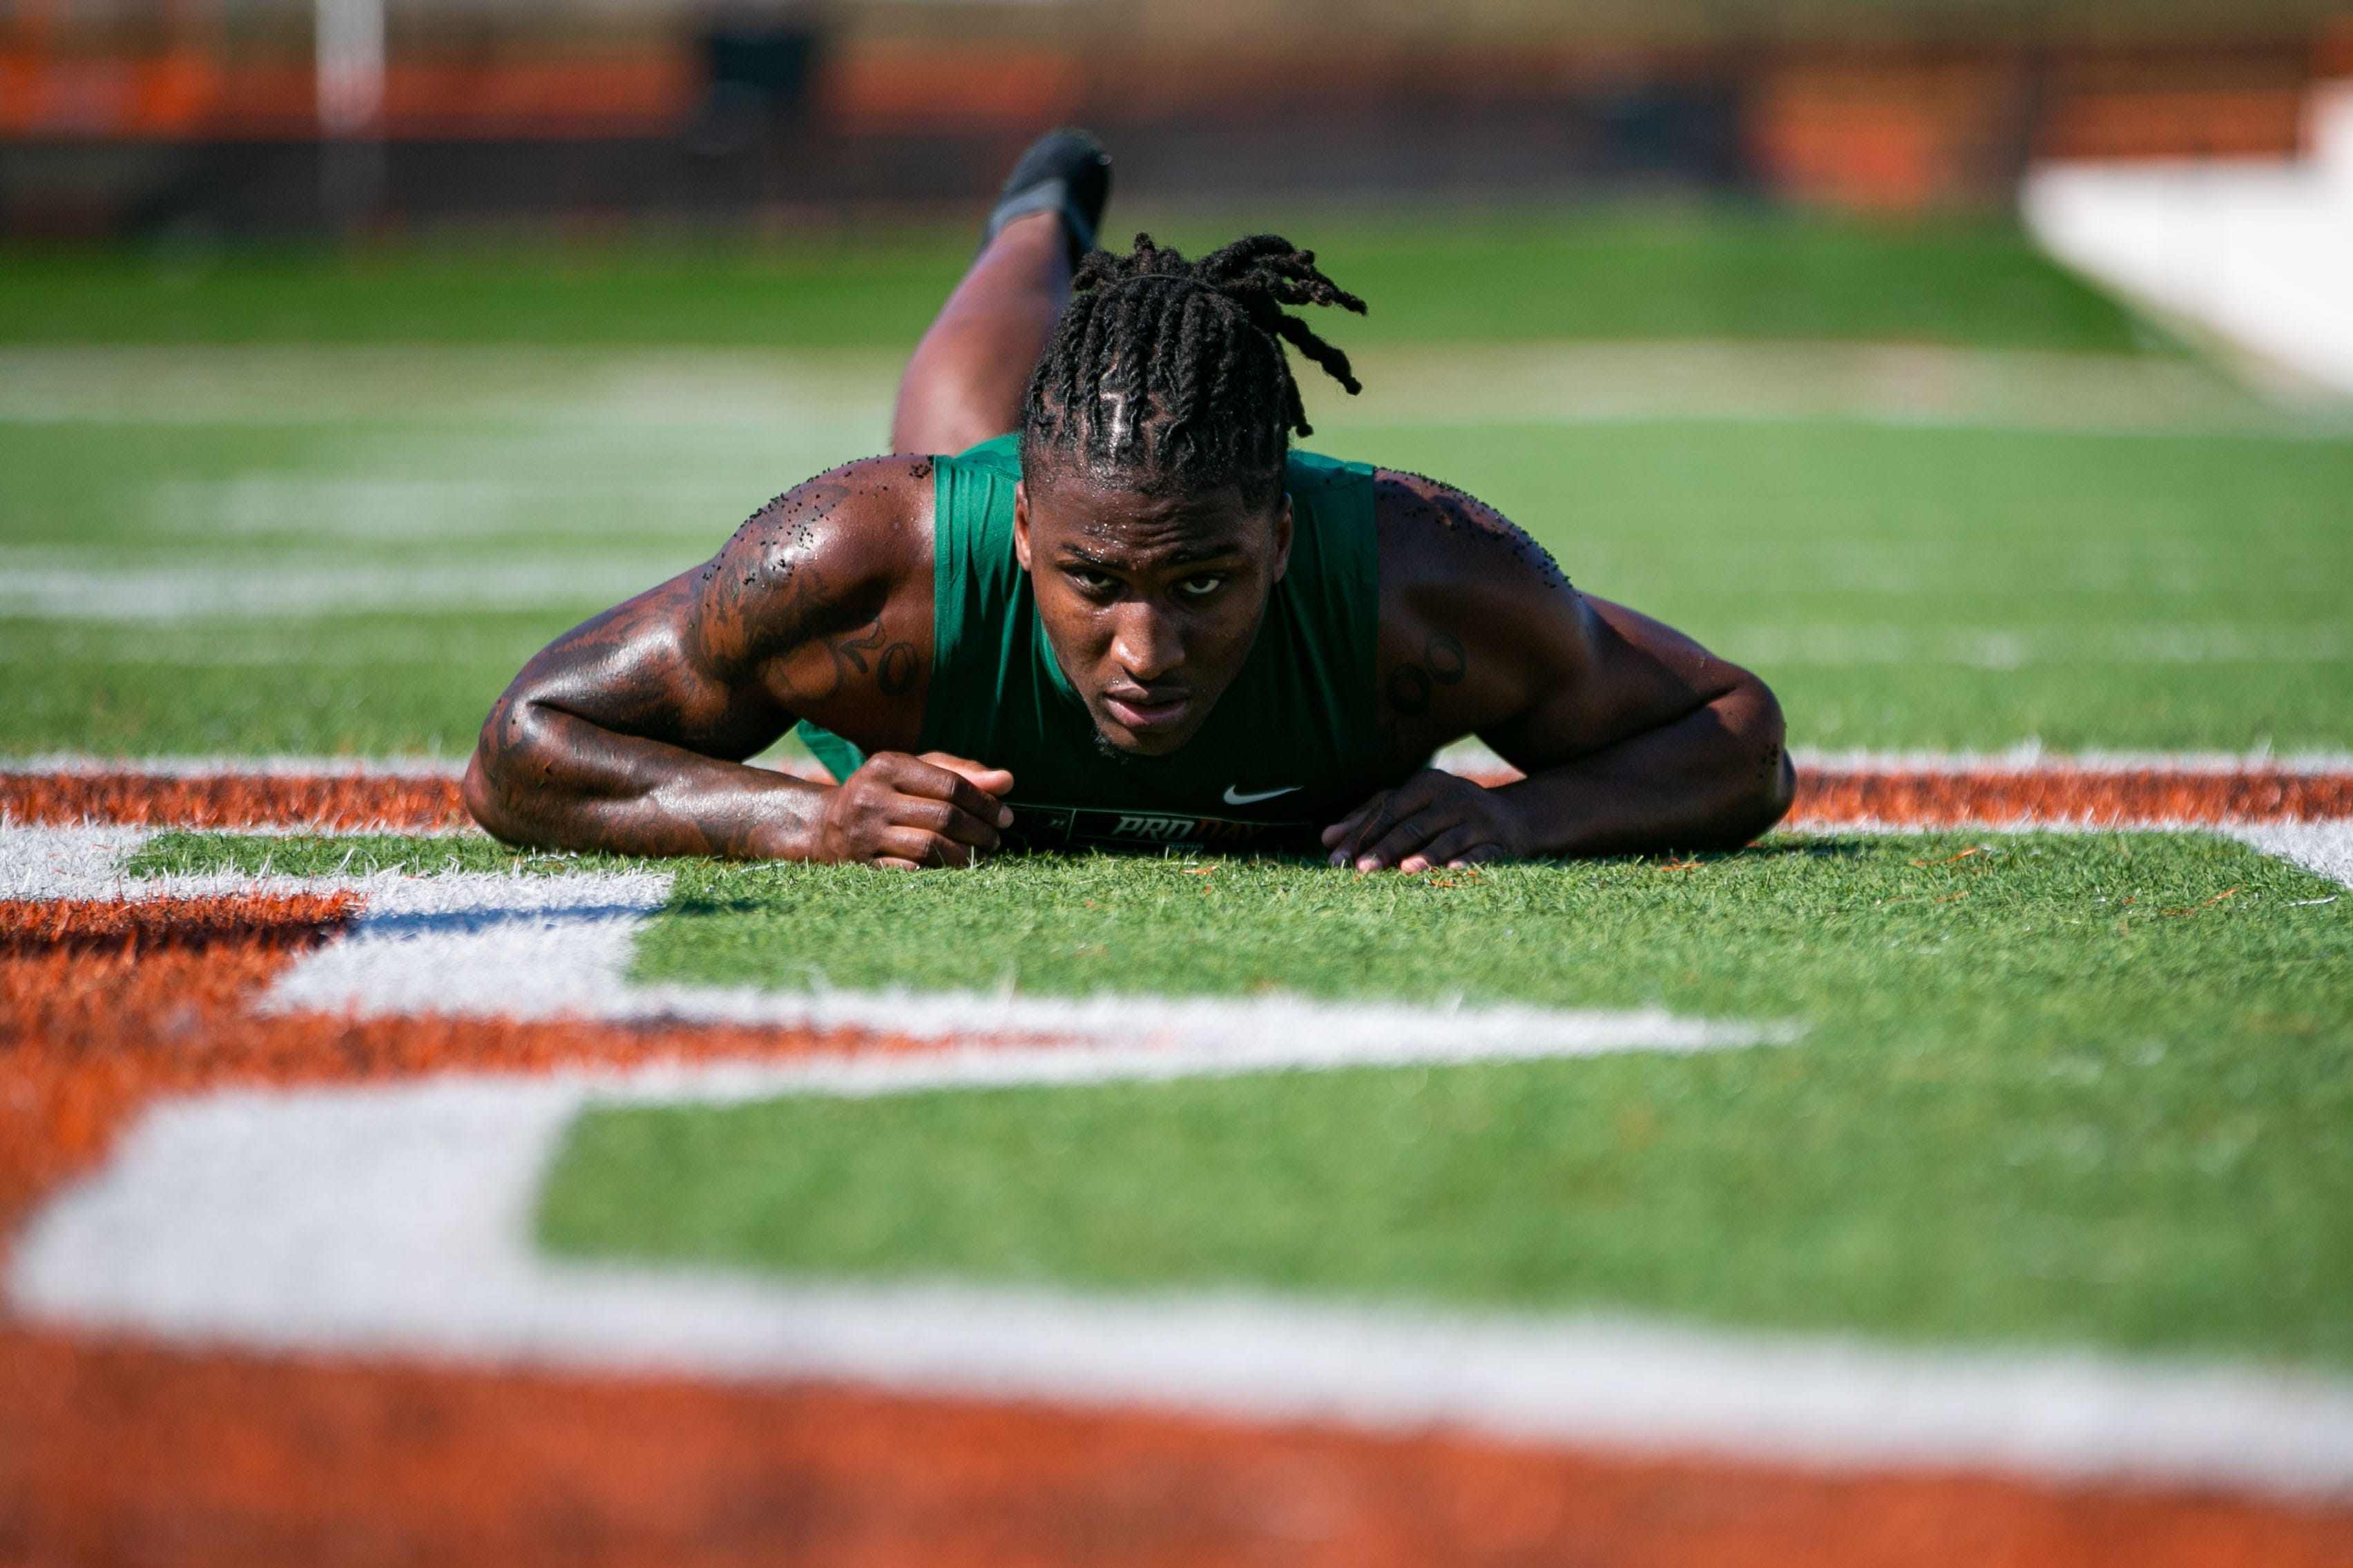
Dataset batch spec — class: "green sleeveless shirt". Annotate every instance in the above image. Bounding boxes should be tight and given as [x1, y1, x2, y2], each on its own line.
[797, 434, 1392, 855]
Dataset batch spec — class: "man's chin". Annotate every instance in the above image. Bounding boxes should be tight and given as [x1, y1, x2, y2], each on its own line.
[1087, 708, 1203, 761]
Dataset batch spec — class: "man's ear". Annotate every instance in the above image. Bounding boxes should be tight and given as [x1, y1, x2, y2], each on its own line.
[1270, 492, 1295, 583]
[1013, 481, 1034, 573]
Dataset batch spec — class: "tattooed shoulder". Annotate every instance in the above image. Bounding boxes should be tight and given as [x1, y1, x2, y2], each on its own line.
[691, 458, 919, 657]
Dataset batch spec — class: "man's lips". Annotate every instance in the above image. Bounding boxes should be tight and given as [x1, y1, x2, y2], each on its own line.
[1102, 688, 1191, 731]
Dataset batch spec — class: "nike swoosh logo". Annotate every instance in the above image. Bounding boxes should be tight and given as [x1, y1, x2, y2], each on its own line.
[1222, 784, 1303, 806]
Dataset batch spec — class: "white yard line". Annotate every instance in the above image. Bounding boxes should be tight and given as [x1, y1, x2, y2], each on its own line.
[0, 824, 1798, 1063]
[6, 340, 2324, 436]
[0, 344, 901, 427]
[13, 1064, 2353, 1500]
[1791, 745, 2353, 774]
[2227, 824, 2353, 890]
[1433, 737, 2353, 780]
[0, 558, 697, 621]
[257, 853, 1793, 1063]
[0, 753, 468, 777]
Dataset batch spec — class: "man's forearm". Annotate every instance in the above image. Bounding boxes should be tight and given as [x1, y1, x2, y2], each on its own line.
[465, 701, 821, 860]
[1497, 684, 1793, 856]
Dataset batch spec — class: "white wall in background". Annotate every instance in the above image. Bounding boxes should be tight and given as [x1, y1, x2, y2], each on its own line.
[2024, 84, 2353, 396]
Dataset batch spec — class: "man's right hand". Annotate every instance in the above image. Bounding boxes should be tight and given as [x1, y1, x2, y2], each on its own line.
[813, 751, 1015, 869]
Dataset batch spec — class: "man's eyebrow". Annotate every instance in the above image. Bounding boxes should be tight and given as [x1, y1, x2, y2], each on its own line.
[1053, 541, 1248, 569]
[1164, 543, 1248, 567]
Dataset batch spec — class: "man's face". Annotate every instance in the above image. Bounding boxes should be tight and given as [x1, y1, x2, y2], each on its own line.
[1014, 467, 1293, 757]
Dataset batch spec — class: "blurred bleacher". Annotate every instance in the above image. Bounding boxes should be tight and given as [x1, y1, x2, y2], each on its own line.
[2, 0, 2349, 233]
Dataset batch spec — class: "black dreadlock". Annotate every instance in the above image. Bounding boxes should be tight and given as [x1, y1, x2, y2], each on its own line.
[1019, 233, 1366, 511]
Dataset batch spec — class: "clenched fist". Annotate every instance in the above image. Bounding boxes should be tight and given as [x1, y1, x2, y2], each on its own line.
[815, 751, 1015, 869]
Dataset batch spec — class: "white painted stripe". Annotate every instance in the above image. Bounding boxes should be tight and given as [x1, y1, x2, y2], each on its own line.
[0, 753, 469, 777]
[0, 826, 527, 902]
[1793, 819, 2353, 849]
[0, 344, 900, 427]
[0, 559, 696, 621]
[2227, 824, 2353, 890]
[0, 825, 1796, 1063]
[1792, 745, 2353, 774]
[255, 855, 1793, 1061]
[8, 340, 2327, 436]
[0, 751, 827, 786]
[1728, 624, 2352, 669]
[1323, 340, 2337, 436]
[0, 825, 155, 899]
[1430, 737, 2353, 780]
[14, 1066, 2353, 1499]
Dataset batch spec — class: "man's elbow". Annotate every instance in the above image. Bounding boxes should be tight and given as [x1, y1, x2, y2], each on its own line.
[461, 695, 543, 845]
[1722, 670, 1795, 839]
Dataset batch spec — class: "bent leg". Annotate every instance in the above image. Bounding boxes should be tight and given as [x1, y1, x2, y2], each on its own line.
[890, 211, 1069, 457]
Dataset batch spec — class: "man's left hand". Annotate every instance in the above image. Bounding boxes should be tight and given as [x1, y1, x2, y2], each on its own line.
[1323, 769, 1528, 872]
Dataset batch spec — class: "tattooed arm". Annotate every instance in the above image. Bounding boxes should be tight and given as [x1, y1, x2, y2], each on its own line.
[1327, 470, 1794, 870]
[463, 458, 1015, 868]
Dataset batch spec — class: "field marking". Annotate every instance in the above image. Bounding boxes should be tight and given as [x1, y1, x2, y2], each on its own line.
[14, 1063, 2353, 1502]
[1332, 339, 2341, 435]
[7, 795, 2351, 1506]
[0, 344, 902, 427]
[1789, 744, 2353, 774]
[0, 556, 700, 621]
[0, 753, 469, 778]
[11, 758, 2353, 840]
[0, 824, 1798, 1063]
[256, 858, 1796, 1065]
[1720, 622, 2350, 668]
[2226, 824, 2353, 889]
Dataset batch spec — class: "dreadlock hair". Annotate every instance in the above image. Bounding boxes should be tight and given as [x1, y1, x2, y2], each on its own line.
[1019, 233, 1366, 513]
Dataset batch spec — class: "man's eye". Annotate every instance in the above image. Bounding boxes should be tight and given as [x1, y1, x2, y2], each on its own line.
[1175, 574, 1225, 599]
[1067, 569, 1116, 594]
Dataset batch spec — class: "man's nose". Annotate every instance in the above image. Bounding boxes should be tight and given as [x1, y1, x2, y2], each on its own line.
[1111, 603, 1183, 683]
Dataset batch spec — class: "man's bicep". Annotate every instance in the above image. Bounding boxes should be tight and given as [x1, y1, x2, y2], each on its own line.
[504, 465, 899, 757]
[1477, 594, 1743, 769]
[499, 572, 791, 762]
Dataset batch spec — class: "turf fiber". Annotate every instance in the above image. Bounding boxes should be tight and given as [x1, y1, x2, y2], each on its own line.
[534, 830, 2353, 1366]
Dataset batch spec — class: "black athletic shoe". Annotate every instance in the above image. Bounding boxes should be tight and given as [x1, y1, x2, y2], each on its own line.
[979, 128, 1112, 269]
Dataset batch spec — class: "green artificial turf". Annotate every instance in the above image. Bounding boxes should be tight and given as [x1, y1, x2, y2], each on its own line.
[124, 829, 648, 878]
[539, 830, 2353, 1365]
[1320, 420, 2353, 754]
[0, 213, 2144, 350]
[0, 413, 834, 757]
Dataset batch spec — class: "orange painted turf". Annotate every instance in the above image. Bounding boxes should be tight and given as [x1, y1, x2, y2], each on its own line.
[1, 771, 474, 831]
[8, 762, 2353, 831]
[4, 778, 2353, 1562]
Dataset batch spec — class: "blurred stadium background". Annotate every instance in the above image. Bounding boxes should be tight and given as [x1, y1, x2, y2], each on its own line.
[1, 0, 2350, 228]
[3, 0, 2352, 228]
